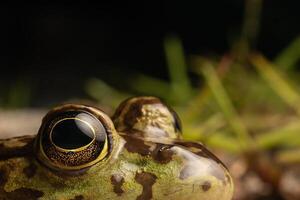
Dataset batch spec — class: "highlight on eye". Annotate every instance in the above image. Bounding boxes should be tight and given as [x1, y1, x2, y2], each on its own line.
[35, 104, 112, 171]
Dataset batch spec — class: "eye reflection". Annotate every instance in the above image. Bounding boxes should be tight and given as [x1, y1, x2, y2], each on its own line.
[76, 113, 107, 142]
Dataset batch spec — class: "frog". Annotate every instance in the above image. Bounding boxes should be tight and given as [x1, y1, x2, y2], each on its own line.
[0, 96, 234, 200]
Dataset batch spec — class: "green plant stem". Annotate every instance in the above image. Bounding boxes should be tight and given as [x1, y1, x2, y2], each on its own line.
[241, 0, 262, 49]
[182, 114, 225, 140]
[251, 54, 300, 115]
[205, 134, 241, 153]
[275, 35, 300, 70]
[256, 120, 300, 149]
[164, 36, 192, 103]
[184, 55, 232, 121]
[233, 0, 262, 59]
[200, 61, 254, 151]
[85, 78, 129, 108]
[129, 73, 171, 100]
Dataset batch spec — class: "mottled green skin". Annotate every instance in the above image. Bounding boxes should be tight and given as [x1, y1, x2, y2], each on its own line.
[0, 97, 234, 200]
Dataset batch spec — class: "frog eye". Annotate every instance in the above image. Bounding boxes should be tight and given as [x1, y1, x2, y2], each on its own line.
[35, 104, 113, 171]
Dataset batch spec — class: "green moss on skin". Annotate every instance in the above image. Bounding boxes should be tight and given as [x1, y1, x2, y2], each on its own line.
[1, 146, 233, 200]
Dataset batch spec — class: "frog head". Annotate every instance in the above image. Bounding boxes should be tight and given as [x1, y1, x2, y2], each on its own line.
[0, 96, 234, 200]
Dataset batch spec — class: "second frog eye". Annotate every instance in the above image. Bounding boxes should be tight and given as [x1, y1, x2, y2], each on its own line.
[35, 105, 113, 171]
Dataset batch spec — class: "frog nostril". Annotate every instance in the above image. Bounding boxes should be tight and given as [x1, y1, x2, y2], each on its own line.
[154, 145, 174, 164]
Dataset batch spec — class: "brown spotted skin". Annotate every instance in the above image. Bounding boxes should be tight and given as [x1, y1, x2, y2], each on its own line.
[111, 174, 125, 196]
[0, 96, 234, 200]
[135, 172, 157, 200]
[112, 96, 182, 140]
[0, 136, 44, 200]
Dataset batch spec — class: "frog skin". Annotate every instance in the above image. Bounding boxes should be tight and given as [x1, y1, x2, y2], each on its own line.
[0, 96, 234, 200]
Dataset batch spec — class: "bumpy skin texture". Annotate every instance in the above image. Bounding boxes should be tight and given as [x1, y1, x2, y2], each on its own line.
[0, 97, 234, 200]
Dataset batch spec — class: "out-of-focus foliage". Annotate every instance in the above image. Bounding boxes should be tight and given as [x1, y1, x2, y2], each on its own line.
[85, 35, 300, 199]
[85, 37, 300, 156]
[0, 80, 31, 109]
[85, 2, 300, 198]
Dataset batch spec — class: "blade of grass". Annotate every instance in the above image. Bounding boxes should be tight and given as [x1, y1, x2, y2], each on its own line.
[241, 0, 262, 49]
[85, 78, 129, 108]
[275, 35, 300, 70]
[164, 35, 192, 103]
[256, 121, 300, 149]
[251, 54, 300, 115]
[199, 61, 254, 151]
[129, 73, 172, 101]
[205, 134, 241, 153]
[233, 0, 262, 59]
[182, 113, 226, 140]
[184, 55, 232, 121]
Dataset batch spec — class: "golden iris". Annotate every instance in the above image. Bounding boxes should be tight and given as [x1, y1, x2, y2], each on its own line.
[35, 105, 111, 171]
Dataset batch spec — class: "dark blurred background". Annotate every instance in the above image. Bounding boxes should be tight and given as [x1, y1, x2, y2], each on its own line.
[1, 1, 299, 107]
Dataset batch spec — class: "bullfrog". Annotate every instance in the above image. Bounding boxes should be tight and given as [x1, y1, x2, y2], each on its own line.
[0, 96, 234, 200]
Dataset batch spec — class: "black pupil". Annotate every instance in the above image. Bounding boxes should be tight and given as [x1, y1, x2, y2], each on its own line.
[51, 118, 94, 149]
